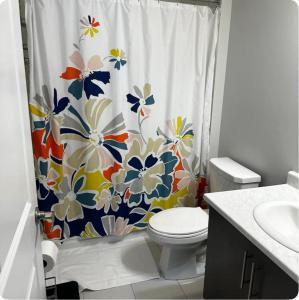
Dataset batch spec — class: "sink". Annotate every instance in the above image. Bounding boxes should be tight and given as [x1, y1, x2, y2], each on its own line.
[253, 201, 299, 253]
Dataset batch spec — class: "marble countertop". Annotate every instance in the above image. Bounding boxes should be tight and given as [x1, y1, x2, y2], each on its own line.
[204, 184, 299, 282]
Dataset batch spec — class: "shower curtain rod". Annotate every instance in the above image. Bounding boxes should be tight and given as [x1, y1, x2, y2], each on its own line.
[158, 0, 221, 6]
[23, 0, 221, 6]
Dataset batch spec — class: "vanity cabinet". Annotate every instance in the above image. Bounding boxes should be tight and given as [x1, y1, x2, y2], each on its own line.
[203, 208, 298, 299]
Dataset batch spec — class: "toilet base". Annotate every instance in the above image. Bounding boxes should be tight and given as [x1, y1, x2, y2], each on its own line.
[159, 242, 206, 280]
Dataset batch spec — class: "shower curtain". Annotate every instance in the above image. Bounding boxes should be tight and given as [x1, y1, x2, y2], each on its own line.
[26, 0, 219, 239]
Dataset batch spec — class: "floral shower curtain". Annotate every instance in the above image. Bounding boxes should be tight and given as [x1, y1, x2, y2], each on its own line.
[26, 0, 219, 239]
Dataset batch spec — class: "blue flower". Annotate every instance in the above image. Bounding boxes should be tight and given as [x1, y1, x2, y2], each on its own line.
[109, 48, 127, 70]
[126, 84, 155, 116]
[122, 138, 178, 207]
[60, 51, 110, 100]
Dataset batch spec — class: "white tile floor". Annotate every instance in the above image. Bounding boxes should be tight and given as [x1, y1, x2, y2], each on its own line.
[80, 235, 205, 299]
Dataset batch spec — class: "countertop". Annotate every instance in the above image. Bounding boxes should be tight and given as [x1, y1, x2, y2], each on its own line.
[204, 184, 299, 282]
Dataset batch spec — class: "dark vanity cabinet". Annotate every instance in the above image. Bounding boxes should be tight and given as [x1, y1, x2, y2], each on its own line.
[203, 208, 298, 299]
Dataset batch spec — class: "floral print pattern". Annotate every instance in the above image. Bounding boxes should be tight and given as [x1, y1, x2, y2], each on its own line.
[30, 85, 69, 144]
[30, 15, 205, 240]
[157, 116, 194, 158]
[123, 138, 178, 206]
[80, 15, 101, 38]
[53, 172, 97, 222]
[60, 51, 110, 100]
[61, 99, 128, 170]
[108, 49, 127, 70]
[127, 84, 155, 117]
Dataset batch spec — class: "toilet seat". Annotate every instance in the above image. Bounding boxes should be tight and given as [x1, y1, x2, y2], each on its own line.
[148, 207, 209, 245]
[149, 207, 209, 236]
[148, 225, 208, 239]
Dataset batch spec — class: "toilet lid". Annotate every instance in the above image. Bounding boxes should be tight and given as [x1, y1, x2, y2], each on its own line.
[149, 207, 209, 235]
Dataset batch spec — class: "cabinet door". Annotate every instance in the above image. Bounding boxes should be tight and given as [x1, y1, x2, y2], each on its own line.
[204, 208, 298, 299]
[246, 245, 298, 299]
[204, 208, 253, 299]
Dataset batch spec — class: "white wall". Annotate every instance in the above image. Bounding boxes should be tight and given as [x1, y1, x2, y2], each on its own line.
[209, 0, 232, 159]
[218, 0, 298, 186]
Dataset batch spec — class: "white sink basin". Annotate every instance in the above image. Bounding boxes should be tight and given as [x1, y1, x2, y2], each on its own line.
[253, 201, 299, 253]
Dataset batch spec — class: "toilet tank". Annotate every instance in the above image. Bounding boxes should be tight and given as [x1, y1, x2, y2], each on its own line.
[209, 157, 261, 192]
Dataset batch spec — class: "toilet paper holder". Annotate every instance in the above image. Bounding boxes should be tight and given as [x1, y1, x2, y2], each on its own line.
[45, 276, 58, 299]
[35, 207, 54, 224]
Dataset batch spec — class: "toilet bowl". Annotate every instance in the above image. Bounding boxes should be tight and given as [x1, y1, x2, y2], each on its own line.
[147, 157, 261, 280]
[148, 207, 208, 280]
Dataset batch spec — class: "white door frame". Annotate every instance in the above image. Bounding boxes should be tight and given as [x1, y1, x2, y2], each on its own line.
[0, 0, 46, 298]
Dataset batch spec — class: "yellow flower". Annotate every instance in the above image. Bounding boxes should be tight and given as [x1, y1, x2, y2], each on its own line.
[80, 15, 100, 38]
[110, 48, 125, 59]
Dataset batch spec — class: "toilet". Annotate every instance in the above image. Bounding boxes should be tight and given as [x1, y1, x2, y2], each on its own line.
[147, 157, 261, 280]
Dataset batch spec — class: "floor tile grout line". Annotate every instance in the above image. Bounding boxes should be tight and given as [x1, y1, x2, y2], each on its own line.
[130, 283, 137, 299]
[177, 280, 189, 299]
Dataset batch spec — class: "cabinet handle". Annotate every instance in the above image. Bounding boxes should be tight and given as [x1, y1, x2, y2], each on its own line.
[240, 251, 253, 289]
[247, 262, 256, 299]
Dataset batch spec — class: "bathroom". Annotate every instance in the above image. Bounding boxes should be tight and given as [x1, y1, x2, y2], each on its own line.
[0, 0, 298, 299]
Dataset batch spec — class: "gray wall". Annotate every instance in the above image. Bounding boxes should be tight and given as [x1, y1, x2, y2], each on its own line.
[218, 0, 298, 186]
[19, 0, 30, 93]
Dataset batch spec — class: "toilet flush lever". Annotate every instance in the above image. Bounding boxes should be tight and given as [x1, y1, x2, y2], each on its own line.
[35, 207, 54, 224]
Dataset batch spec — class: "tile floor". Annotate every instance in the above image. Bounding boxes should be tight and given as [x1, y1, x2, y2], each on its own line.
[80, 236, 205, 299]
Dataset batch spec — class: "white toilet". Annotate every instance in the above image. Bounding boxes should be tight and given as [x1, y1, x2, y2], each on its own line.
[147, 157, 261, 280]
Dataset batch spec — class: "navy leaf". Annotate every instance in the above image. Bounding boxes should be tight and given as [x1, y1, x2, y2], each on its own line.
[39, 183, 49, 199]
[53, 88, 58, 108]
[145, 154, 158, 169]
[84, 71, 110, 99]
[60, 127, 89, 140]
[50, 155, 62, 165]
[89, 70, 111, 85]
[130, 102, 140, 113]
[127, 94, 139, 104]
[84, 77, 104, 99]
[151, 208, 162, 213]
[128, 157, 143, 171]
[134, 223, 148, 228]
[104, 140, 128, 150]
[53, 97, 69, 114]
[103, 143, 122, 163]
